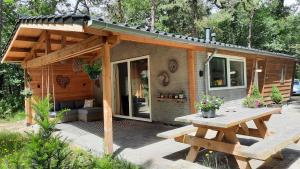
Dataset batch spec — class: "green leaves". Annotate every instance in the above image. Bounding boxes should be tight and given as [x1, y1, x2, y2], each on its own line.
[195, 94, 224, 112]
[271, 85, 283, 104]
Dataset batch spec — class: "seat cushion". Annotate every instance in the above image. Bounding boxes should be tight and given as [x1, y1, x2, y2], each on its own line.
[74, 100, 84, 109]
[60, 101, 75, 110]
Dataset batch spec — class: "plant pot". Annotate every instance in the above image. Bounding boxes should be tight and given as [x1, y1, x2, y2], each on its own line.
[201, 109, 216, 118]
[267, 103, 283, 108]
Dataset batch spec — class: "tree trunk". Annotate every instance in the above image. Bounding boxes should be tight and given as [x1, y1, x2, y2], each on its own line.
[247, 10, 255, 48]
[117, 0, 124, 22]
[150, 0, 157, 31]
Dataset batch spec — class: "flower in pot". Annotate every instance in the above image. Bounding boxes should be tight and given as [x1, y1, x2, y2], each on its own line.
[270, 85, 283, 107]
[83, 61, 102, 80]
[21, 88, 33, 98]
[243, 85, 265, 108]
[195, 94, 224, 118]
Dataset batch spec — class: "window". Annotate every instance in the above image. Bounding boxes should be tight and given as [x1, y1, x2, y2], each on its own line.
[209, 56, 246, 89]
[209, 57, 227, 87]
[230, 60, 245, 87]
[280, 65, 286, 84]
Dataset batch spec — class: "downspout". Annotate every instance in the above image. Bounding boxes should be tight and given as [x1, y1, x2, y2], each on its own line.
[204, 49, 217, 94]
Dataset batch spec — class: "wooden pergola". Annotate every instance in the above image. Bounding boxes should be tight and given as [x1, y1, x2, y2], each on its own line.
[1, 15, 206, 154]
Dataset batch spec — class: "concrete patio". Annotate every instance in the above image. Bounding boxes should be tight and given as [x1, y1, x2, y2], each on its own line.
[56, 96, 300, 169]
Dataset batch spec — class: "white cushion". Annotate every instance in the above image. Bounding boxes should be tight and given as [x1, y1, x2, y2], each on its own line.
[84, 99, 94, 108]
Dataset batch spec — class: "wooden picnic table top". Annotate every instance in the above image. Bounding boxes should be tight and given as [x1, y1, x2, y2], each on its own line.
[175, 107, 281, 128]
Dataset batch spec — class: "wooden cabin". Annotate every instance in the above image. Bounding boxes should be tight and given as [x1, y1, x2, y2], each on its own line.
[1, 15, 297, 154]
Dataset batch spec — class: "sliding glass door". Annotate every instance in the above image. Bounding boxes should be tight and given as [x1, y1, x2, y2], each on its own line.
[112, 56, 151, 121]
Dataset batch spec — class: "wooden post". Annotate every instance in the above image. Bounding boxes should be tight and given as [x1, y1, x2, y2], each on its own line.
[24, 69, 33, 125]
[187, 50, 196, 113]
[102, 41, 113, 154]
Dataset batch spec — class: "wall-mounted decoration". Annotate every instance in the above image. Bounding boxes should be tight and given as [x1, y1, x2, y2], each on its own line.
[168, 59, 178, 73]
[56, 75, 70, 89]
[72, 58, 83, 73]
[157, 71, 169, 86]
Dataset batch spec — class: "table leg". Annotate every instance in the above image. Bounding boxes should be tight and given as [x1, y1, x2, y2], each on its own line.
[214, 130, 224, 141]
[253, 118, 270, 138]
[235, 156, 252, 169]
[223, 127, 252, 169]
[186, 127, 207, 162]
[273, 151, 284, 160]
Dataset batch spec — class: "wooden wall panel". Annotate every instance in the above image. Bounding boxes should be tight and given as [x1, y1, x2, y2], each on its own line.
[261, 58, 295, 104]
[27, 60, 93, 102]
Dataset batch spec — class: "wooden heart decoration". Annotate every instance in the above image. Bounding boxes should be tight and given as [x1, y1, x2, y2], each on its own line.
[56, 75, 70, 89]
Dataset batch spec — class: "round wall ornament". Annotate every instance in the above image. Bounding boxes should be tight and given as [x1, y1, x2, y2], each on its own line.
[168, 59, 178, 73]
[157, 71, 170, 86]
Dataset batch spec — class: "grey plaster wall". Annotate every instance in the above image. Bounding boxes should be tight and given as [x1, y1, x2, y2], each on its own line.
[110, 41, 190, 123]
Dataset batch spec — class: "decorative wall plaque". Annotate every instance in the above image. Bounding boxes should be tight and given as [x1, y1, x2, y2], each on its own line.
[158, 71, 169, 86]
[168, 59, 178, 73]
[56, 75, 70, 88]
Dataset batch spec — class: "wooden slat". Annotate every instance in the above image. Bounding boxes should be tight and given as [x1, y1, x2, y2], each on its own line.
[239, 129, 300, 160]
[23, 36, 104, 68]
[157, 125, 197, 139]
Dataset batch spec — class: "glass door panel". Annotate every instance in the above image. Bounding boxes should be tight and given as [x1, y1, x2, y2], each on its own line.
[113, 62, 129, 116]
[130, 59, 150, 119]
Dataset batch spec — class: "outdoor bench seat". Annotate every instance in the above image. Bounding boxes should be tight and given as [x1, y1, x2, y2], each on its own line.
[239, 128, 300, 161]
[157, 125, 197, 139]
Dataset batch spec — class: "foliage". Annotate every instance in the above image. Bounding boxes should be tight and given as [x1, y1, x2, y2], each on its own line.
[271, 85, 283, 104]
[0, 131, 28, 159]
[199, 150, 230, 169]
[195, 94, 224, 112]
[83, 61, 102, 80]
[243, 85, 265, 108]
[20, 88, 33, 98]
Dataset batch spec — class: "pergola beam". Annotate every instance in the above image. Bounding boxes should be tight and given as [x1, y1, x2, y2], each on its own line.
[23, 36, 104, 68]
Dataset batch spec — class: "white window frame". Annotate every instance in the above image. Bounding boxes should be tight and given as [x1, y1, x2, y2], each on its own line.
[208, 54, 247, 91]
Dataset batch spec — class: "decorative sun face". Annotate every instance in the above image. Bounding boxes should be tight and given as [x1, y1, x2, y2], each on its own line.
[168, 59, 178, 73]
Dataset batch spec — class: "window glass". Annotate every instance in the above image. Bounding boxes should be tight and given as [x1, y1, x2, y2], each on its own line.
[230, 60, 245, 87]
[210, 57, 227, 87]
[280, 65, 286, 83]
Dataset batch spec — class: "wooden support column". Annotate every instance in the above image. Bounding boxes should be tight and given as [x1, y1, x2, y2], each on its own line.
[24, 69, 33, 125]
[102, 41, 113, 154]
[187, 50, 196, 113]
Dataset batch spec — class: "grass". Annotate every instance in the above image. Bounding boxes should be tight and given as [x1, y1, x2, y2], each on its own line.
[0, 111, 26, 123]
[0, 131, 141, 169]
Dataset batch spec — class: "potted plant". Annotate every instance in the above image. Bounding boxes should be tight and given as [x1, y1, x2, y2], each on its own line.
[270, 85, 283, 107]
[195, 94, 224, 118]
[243, 85, 265, 108]
[21, 88, 33, 98]
[83, 61, 102, 80]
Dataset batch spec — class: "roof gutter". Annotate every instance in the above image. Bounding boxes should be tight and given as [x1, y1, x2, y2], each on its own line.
[87, 19, 296, 60]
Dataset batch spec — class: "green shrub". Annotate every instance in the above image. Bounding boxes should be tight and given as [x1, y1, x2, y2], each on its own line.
[271, 85, 283, 104]
[0, 131, 28, 158]
[251, 85, 263, 99]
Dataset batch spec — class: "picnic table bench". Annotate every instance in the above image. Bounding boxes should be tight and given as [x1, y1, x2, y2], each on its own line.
[157, 107, 300, 169]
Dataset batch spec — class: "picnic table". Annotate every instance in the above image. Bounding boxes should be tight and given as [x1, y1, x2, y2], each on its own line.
[157, 106, 300, 169]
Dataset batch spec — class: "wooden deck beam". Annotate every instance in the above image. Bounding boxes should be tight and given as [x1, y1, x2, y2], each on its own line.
[23, 36, 104, 68]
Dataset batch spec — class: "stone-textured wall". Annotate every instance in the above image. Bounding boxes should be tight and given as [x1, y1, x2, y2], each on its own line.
[110, 41, 190, 123]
